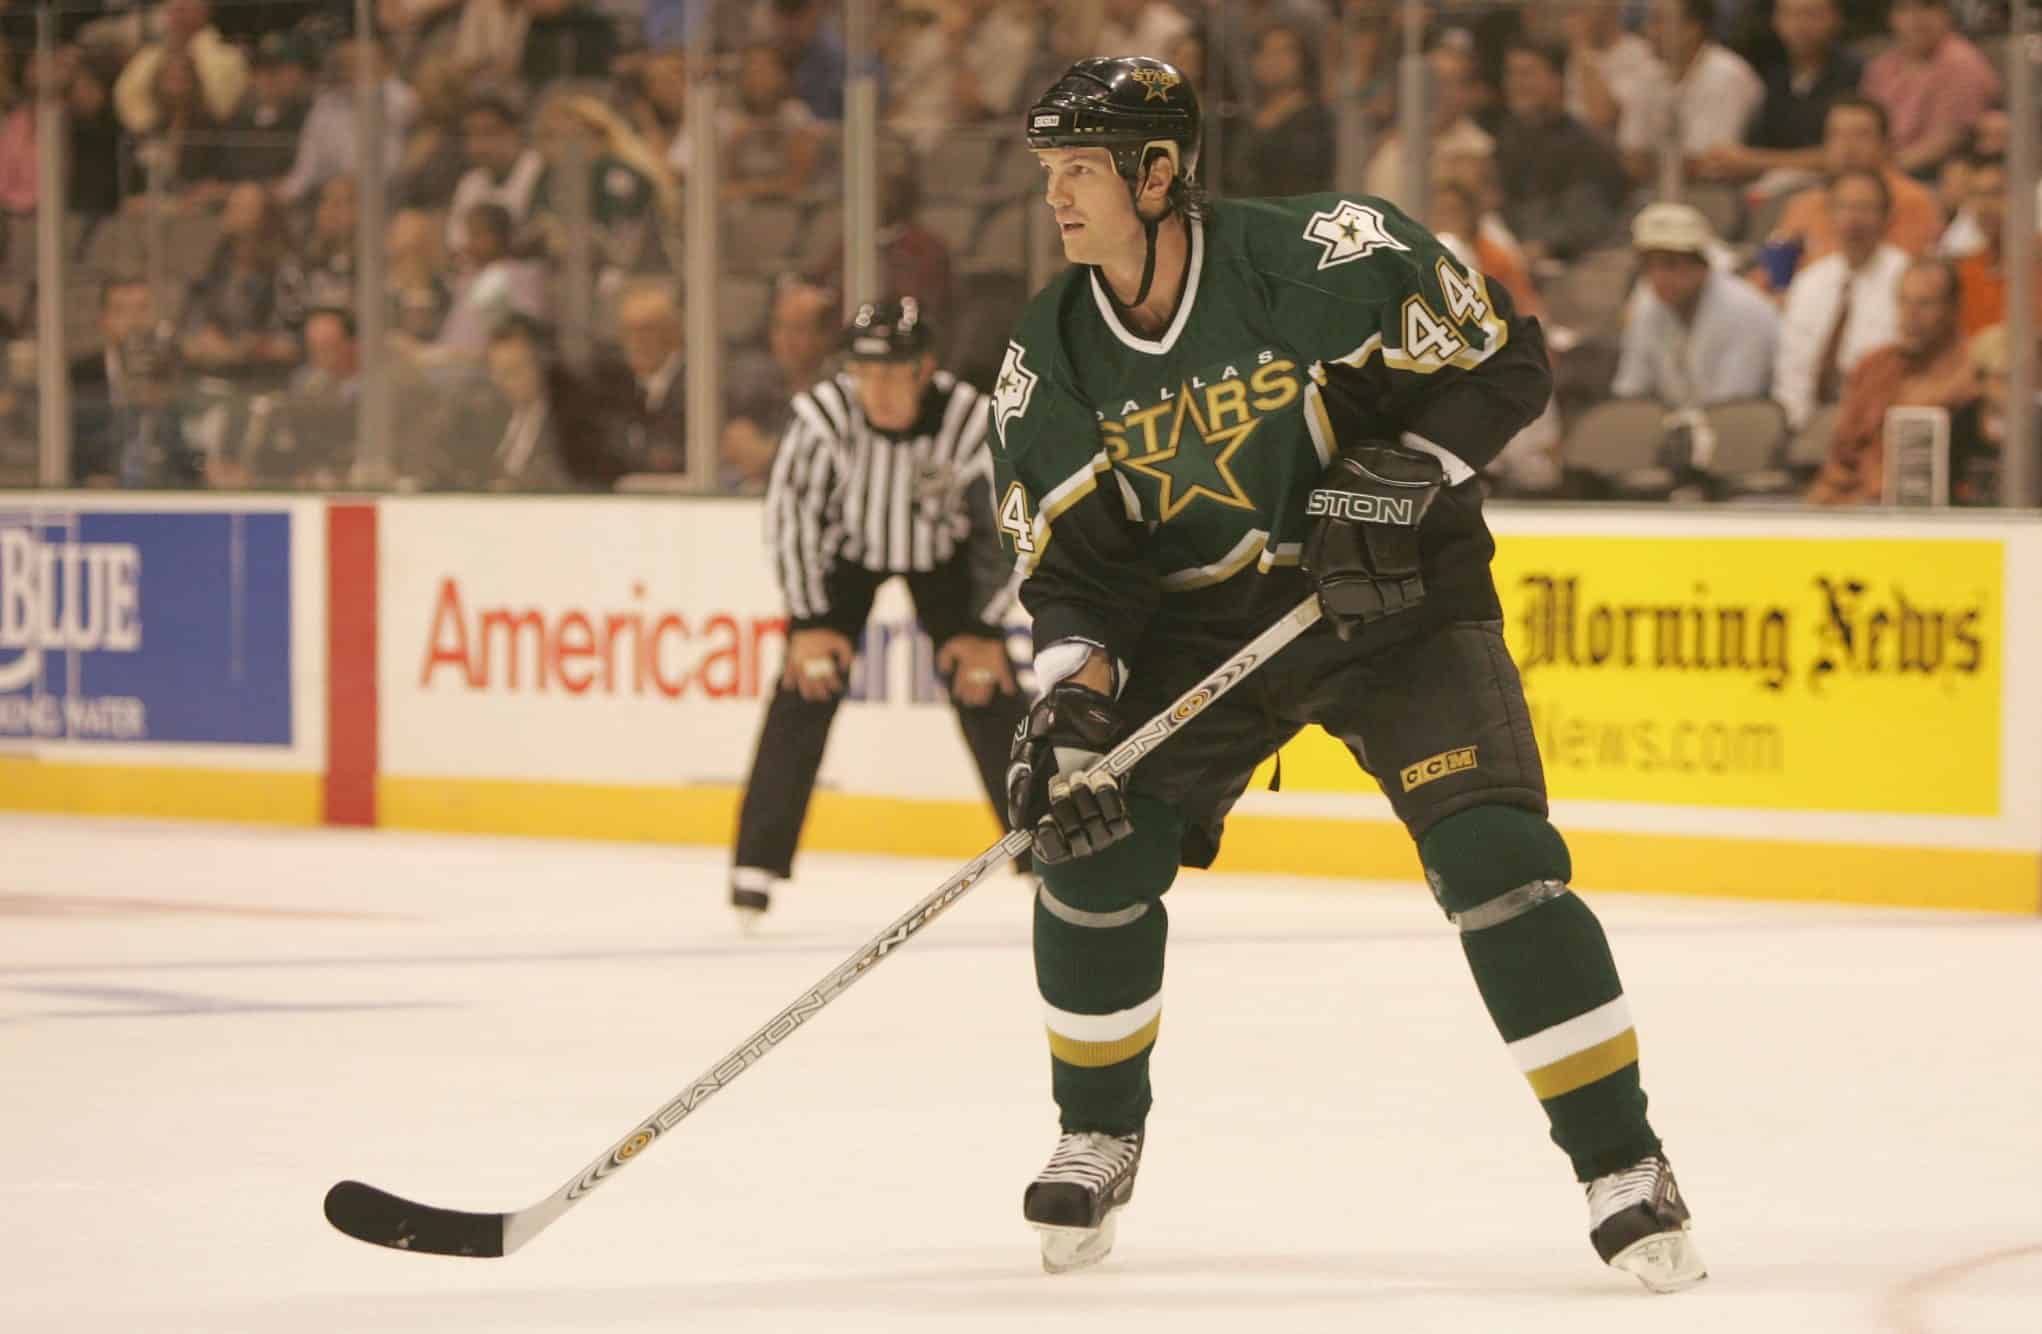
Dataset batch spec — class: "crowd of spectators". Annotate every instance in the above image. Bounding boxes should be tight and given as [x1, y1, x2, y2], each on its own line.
[0, 0, 2029, 507]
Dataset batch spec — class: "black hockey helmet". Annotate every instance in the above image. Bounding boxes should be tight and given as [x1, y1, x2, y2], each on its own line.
[1024, 57, 1202, 308]
[1024, 56, 1202, 192]
[841, 297, 934, 362]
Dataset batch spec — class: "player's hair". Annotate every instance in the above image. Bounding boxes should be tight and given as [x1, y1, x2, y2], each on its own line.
[1144, 152, 1210, 224]
[1827, 95, 1890, 142]
[1830, 167, 1891, 216]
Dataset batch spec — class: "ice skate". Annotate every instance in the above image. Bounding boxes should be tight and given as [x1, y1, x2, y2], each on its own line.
[729, 870, 772, 932]
[1022, 1130, 1142, 1274]
[1587, 1154, 1707, 1292]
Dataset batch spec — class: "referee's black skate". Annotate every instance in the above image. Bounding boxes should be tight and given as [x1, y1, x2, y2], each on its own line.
[1023, 1130, 1142, 1273]
[1586, 1154, 1707, 1292]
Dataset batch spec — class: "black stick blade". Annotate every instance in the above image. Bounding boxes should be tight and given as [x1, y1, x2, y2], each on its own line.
[323, 1180, 507, 1257]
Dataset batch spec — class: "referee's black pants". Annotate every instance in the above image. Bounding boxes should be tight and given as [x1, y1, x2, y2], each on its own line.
[733, 568, 1025, 885]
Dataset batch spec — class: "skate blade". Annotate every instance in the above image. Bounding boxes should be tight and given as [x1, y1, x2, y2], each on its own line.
[1609, 1229, 1708, 1293]
[1033, 1212, 1118, 1274]
[732, 906, 766, 935]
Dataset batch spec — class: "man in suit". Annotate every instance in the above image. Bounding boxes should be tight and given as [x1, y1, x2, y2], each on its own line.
[71, 277, 158, 485]
[478, 318, 572, 492]
[84, 326, 204, 490]
[612, 280, 686, 475]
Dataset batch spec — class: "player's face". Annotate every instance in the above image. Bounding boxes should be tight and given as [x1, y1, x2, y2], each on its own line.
[1036, 147, 1142, 268]
[848, 356, 935, 431]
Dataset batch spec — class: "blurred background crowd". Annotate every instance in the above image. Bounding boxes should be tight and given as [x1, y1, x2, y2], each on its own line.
[0, 0, 2032, 507]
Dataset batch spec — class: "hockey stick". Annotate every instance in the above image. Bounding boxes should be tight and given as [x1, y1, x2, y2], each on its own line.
[323, 594, 1325, 1257]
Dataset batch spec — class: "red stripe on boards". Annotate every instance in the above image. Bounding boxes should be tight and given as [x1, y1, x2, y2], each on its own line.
[325, 503, 378, 827]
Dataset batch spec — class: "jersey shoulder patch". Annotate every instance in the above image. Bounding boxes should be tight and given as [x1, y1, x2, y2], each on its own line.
[991, 341, 1039, 446]
[1299, 197, 1410, 270]
[991, 267, 1090, 456]
[1216, 193, 1425, 285]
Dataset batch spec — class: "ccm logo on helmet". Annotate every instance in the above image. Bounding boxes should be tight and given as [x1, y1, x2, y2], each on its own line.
[1306, 490, 1419, 525]
[1032, 113, 1062, 129]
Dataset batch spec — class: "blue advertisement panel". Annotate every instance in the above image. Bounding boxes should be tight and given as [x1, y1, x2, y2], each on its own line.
[0, 507, 292, 745]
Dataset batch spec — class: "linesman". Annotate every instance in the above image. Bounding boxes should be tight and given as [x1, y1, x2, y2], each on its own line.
[731, 297, 1026, 921]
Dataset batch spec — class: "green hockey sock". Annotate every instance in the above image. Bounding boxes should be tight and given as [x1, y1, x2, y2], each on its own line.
[1034, 796, 1181, 1134]
[1422, 806, 1662, 1182]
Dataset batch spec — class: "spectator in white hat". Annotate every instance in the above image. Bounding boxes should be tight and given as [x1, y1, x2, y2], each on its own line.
[1612, 202, 1781, 407]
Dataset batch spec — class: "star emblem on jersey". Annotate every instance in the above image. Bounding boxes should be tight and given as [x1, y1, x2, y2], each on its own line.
[1303, 200, 1408, 271]
[992, 341, 1038, 447]
[1118, 387, 1260, 522]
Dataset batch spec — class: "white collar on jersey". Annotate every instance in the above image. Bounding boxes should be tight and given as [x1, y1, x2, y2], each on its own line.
[1088, 218, 1205, 357]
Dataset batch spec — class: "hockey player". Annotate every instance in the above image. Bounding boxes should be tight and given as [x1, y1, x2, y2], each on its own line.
[731, 298, 1025, 921]
[996, 58, 1705, 1290]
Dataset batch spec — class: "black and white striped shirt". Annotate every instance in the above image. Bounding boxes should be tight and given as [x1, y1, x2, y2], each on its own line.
[766, 371, 995, 622]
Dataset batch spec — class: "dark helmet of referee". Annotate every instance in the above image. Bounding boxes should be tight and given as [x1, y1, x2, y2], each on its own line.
[841, 296, 934, 362]
[1024, 55, 1202, 305]
[842, 297, 937, 432]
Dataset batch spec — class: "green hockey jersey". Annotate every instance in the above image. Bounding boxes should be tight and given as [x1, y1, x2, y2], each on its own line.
[989, 192, 1551, 665]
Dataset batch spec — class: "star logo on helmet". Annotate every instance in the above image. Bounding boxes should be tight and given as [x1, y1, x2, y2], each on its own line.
[992, 341, 1038, 447]
[1130, 68, 1181, 102]
[1303, 199, 1408, 270]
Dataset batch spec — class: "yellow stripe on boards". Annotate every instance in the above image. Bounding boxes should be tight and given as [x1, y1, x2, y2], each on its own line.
[378, 777, 1003, 856]
[0, 759, 322, 826]
[370, 776, 2037, 915]
[1047, 1015, 1162, 1069]
[1526, 1029, 1640, 1100]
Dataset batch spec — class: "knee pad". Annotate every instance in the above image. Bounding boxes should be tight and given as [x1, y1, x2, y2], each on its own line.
[1418, 804, 1574, 931]
[1038, 794, 1182, 915]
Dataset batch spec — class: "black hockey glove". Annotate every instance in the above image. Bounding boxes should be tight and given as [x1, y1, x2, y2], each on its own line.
[1005, 682, 1134, 865]
[1301, 441, 1446, 640]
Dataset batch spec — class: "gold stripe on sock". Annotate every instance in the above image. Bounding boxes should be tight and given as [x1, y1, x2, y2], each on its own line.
[1526, 1028, 1639, 1100]
[1047, 1015, 1162, 1069]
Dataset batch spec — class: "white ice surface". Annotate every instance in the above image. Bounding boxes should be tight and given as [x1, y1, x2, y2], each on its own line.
[2, 813, 2039, 1334]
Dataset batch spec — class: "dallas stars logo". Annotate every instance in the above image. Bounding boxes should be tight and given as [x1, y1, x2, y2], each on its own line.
[1303, 199, 1408, 271]
[1130, 68, 1181, 102]
[992, 341, 1037, 447]
[1119, 387, 1260, 522]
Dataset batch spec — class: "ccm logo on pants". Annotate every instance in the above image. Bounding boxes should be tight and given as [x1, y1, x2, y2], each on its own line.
[1402, 746, 1478, 792]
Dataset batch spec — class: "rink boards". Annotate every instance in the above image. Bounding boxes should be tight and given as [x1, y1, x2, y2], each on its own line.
[1, 493, 2037, 913]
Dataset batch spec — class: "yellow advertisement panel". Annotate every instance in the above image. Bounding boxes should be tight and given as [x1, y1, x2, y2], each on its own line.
[1271, 537, 2003, 816]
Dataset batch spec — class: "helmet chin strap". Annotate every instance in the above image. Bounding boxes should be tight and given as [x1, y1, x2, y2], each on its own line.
[1103, 171, 1172, 311]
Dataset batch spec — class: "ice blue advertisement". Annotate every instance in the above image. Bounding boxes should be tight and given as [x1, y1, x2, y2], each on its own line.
[0, 507, 293, 745]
